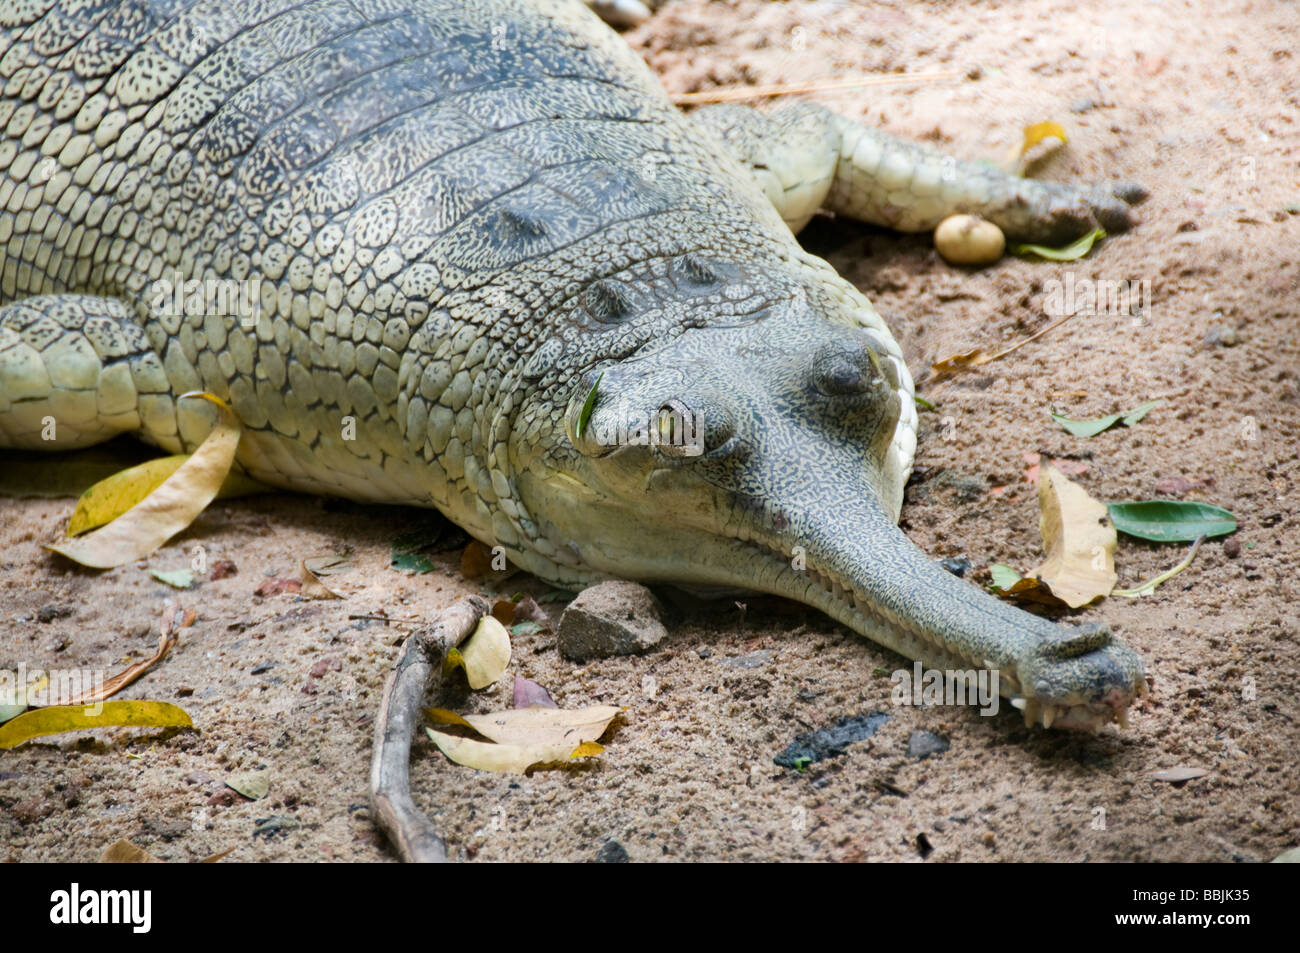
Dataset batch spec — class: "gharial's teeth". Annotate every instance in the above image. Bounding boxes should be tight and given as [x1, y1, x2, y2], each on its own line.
[1041, 704, 1058, 729]
[1019, 699, 1041, 728]
[1115, 709, 1130, 729]
[1137, 677, 1151, 698]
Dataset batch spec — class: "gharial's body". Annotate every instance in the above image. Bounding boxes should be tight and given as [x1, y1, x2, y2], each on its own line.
[0, 0, 1149, 729]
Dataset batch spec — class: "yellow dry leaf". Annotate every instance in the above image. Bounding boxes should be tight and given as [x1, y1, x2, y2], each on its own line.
[0, 700, 192, 749]
[425, 729, 600, 774]
[424, 707, 474, 729]
[100, 840, 162, 863]
[48, 394, 241, 569]
[67, 454, 264, 536]
[1025, 463, 1117, 607]
[461, 705, 620, 747]
[444, 615, 512, 689]
[1004, 121, 1069, 173]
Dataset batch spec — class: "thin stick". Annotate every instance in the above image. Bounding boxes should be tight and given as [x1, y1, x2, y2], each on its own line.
[369, 596, 487, 863]
[672, 71, 962, 106]
[982, 311, 1080, 363]
[1113, 535, 1206, 598]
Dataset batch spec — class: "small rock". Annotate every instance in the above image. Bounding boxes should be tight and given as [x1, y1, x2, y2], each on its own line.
[717, 649, 773, 670]
[774, 712, 891, 768]
[209, 559, 238, 580]
[1223, 537, 1241, 558]
[36, 604, 72, 623]
[906, 730, 951, 760]
[254, 577, 301, 597]
[309, 656, 342, 678]
[558, 581, 667, 662]
[939, 556, 971, 577]
[594, 840, 629, 863]
[1202, 325, 1239, 347]
[253, 815, 300, 839]
[1069, 96, 1096, 114]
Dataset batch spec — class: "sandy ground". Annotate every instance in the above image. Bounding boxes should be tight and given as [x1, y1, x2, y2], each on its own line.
[2, 0, 1298, 862]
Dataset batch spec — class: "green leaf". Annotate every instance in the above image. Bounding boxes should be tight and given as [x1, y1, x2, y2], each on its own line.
[1107, 500, 1237, 542]
[989, 563, 1024, 589]
[150, 568, 196, 589]
[575, 371, 603, 441]
[510, 621, 542, 637]
[1013, 227, 1106, 261]
[1051, 399, 1161, 438]
[391, 551, 434, 573]
[0, 701, 192, 749]
[913, 394, 937, 411]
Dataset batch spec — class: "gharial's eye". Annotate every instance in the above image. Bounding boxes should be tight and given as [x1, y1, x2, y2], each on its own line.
[652, 399, 703, 458]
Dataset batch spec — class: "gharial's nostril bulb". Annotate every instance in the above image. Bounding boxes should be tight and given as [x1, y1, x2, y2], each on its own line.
[818, 362, 867, 395]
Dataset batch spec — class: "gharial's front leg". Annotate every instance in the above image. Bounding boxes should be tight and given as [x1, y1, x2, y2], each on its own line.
[694, 102, 1146, 243]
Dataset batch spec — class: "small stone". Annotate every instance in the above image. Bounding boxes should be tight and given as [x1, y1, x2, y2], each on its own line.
[36, 604, 72, 623]
[939, 556, 971, 577]
[558, 581, 667, 662]
[1202, 325, 1239, 347]
[906, 730, 951, 760]
[209, 559, 238, 579]
[717, 649, 773, 669]
[11, 796, 53, 825]
[1223, 537, 1241, 558]
[310, 656, 342, 678]
[774, 712, 891, 768]
[594, 840, 629, 863]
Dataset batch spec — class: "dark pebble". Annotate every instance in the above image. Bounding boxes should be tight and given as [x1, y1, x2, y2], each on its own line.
[774, 712, 890, 768]
[594, 840, 629, 863]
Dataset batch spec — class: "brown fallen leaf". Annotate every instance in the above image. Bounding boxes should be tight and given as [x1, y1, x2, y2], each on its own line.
[43, 625, 179, 709]
[1025, 463, 1117, 608]
[461, 540, 494, 579]
[99, 839, 162, 863]
[930, 313, 1079, 381]
[300, 554, 349, 600]
[47, 393, 241, 569]
[491, 598, 517, 625]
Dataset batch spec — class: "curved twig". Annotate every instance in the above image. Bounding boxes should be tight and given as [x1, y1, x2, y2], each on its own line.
[370, 596, 488, 862]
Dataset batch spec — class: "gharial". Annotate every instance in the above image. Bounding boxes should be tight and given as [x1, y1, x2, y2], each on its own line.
[0, 0, 1152, 730]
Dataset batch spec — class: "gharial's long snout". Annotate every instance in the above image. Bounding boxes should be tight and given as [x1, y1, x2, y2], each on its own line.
[768, 491, 1150, 730]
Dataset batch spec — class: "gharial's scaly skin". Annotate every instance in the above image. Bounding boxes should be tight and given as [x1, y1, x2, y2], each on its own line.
[0, 0, 1148, 730]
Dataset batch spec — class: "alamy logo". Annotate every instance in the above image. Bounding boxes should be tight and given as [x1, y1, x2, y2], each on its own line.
[1043, 272, 1152, 322]
[890, 661, 1000, 716]
[49, 883, 151, 933]
[147, 271, 263, 327]
[590, 402, 705, 456]
[1, 664, 104, 715]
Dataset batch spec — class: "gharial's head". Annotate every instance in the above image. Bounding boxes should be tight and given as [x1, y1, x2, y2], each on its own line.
[504, 253, 1147, 731]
